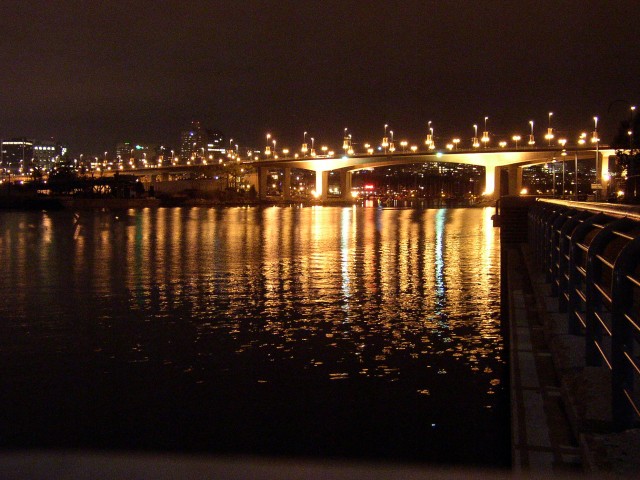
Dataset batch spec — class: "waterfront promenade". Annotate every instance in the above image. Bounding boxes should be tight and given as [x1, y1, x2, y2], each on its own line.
[503, 197, 640, 475]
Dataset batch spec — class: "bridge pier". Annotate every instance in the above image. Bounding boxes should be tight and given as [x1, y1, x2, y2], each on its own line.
[484, 164, 498, 198]
[258, 166, 268, 200]
[340, 170, 353, 201]
[600, 152, 610, 199]
[283, 167, 291, 201]
[507, 165, 523, 196]
[485, 163, 524, 200]
[315, 170, 329, 201]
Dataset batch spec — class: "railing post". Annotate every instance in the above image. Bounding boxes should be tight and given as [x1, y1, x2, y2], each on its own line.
[567, 214, 604, 336]
[544, 209, 562, 284]
[584, 240, 602, 367]
[557, 210, 589, 313]
[550, 209, 572, 297]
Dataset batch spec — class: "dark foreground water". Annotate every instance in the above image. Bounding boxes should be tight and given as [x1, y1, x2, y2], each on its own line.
[0, 206, 508, 466]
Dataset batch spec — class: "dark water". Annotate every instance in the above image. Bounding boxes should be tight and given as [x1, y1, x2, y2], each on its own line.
[0, 206, 507, 466]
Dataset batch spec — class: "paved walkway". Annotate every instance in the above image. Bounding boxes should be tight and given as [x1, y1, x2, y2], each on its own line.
[506, 245, 582, 473]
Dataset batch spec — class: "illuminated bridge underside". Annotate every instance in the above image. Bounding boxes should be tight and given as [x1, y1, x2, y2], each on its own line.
[256, 148, 614, 201]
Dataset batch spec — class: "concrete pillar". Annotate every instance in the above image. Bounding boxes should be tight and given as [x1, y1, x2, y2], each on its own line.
[340, 170, 353, 201]
[258, 166, 268, 200]
[483, 162, 499, 199]
[600, 152, 610, 199]
[315, 170, 329, 201]
[283, 167, 291, 201]
[161, 173, 169, 182]
[507, 165, 523, 196]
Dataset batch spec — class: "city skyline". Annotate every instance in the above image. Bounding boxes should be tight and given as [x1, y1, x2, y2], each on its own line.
[0, 110, 627, 161]
[1, 1, 638, 154]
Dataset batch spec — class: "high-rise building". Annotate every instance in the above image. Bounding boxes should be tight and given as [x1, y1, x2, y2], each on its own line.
[116, 142, 159, 168]
[115, 141, 134, 163]
[33, 140, 58, 171]
[1, 139, 33, 173]
[1, 138, 68, 173]
[179, 121, 226, 164]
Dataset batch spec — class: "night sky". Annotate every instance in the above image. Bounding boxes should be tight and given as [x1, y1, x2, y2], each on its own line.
[1, 0, 638, 154]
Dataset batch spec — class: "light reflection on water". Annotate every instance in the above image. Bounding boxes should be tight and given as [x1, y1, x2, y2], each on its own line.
[0, 206, 505, 464]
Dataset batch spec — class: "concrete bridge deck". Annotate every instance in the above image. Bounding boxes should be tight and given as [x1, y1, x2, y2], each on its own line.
[253, 147, 614, 202]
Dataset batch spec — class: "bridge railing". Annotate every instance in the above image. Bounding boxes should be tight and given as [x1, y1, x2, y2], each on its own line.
[529, 199, 640, 430]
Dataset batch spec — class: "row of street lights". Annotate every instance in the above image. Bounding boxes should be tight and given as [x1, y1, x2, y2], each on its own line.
[260, 104, 640, 161]
[262, 116, 602, 159]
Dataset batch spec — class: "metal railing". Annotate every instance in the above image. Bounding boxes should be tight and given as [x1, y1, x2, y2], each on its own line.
[529, 199, 640, 430]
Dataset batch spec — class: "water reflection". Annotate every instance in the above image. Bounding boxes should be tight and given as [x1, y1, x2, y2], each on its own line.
[0, 206, 505, 464]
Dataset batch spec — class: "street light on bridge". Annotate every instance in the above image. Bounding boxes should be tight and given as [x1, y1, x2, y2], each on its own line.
[528, 121, 535, 146]
[382, 124, 389, 152]
[452, 138, 460, 150]
[631, 106, 637, 149]
[481, 116, 489, 147]
[578, 132, 587, 145]
[301, 131, 308, 155]
[472, 124, 480, 148]
[591, 116, 599, 144]
[343, 128, 351, 152]
[425, 121, 434, 149]
[593, 116, 601, 198]
[545, 112, 554, 146]
[512, 135, 521, 149]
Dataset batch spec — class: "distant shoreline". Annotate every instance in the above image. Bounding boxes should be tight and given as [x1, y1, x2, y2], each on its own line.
[0, 195, 494, 210]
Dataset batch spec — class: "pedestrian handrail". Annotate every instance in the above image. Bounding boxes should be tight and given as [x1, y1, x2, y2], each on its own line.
[529, 199, 640, 429]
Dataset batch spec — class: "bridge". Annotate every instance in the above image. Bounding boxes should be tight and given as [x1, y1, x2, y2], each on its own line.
[253, 147, 615, 201]
[102, 146, 615, 202]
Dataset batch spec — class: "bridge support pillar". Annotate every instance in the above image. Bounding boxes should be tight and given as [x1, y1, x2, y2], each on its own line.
[485, 163, 521, 199]
[258, 166, 269, 200]
[340, 170, 352, 201]
[484, 164, 498, 199]
[315, 170, 329, 202]
[600, 152, 610, 199]
[283, 168, 291, 201]
[507, 165, 523, 196]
